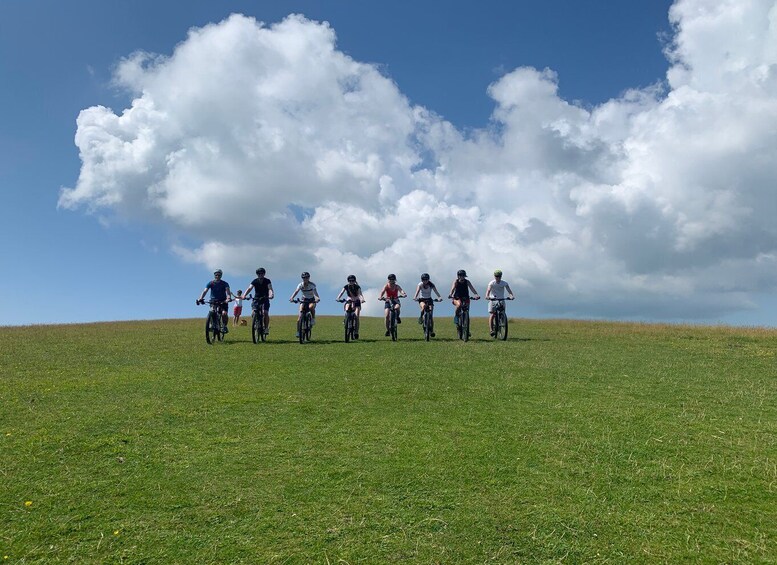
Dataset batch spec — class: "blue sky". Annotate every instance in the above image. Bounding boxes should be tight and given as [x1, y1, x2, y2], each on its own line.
[2, 1, 776, 326]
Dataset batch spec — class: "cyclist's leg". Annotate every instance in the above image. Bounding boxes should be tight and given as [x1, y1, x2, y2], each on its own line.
[394, 299, 402, 323]
[309, 301, 317, 323]
[354, 305, 361, 334]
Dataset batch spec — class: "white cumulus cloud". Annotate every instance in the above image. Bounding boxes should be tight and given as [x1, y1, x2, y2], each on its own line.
[60, 2, 777, 320]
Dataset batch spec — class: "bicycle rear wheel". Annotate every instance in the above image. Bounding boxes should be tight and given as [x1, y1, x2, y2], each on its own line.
[498, 312, 508, 340]
[205, 311, 218, 345]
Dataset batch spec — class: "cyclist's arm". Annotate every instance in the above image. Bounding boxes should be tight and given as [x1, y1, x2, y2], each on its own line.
[198, 288, 208, 302]
[336, 287, 346, 300]
[313, 288, 321, 301]
[432, 284, 442, 298]
[397, 285, 407, 297]
[448, 281, 457, 298]
[485, 282, 493, 300]
[289, 286, 300, 301]
[413, 285, 420, 300]
[468, 280, 480, 298]
[267, 282, 274, 299]
[505, 283, 515, 299]
[243, 284, 254, 297]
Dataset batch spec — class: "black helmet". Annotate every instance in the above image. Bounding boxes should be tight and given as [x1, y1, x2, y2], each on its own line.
[214, 269, 223, 276]
[301, 272, 310, 278]
[457, 269, 466, 277]
[256, 267, 266, 275]
[421, 273, 430, 280]
[347, 274, 356, 282]
[387, 273, 396, 280]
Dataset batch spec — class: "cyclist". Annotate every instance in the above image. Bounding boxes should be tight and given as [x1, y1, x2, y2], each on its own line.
[196, 269, 234, 333]
[486, 269, 515, 337]
[289, 272, 320, 336]
[243, 267, 274, 335]
[336, 274, 365, 339]
[413, 273, 442, 332]
[448, 269, 480, 335]
[378, 274, 407, 337]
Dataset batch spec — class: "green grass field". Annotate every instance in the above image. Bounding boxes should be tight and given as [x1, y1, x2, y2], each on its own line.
[2, 316, 776, 563]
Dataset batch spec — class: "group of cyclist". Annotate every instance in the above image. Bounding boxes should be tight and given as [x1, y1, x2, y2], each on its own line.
[197, 268, 515, 339]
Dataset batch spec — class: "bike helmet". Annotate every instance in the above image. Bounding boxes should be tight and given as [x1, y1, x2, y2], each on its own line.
[347, 274, 356, 282]
[301, 272, 310, 278]
[256, 267, 266, 275]
[457, 269, 467, 277]
[387, 273, 396, 280]
[494, 269, 503, 277]
[421, 273, 430, 281]
[214, 269, 223, 276]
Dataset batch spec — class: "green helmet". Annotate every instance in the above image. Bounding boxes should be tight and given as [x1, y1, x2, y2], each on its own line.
[494, 269, 503, 277]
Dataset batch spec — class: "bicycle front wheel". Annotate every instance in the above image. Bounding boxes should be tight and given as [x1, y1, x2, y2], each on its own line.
[461, 311, 470, 342]
[252, 313, 260, 344]
[205, 312, 218, 345]
[305, 313, 312, 342]
[424, 311, 432, 341]
[390, 312, 398, 341]
[498, 312, 508, 341]
[297, 317, 304, 344]
[344, 314, 351, 343]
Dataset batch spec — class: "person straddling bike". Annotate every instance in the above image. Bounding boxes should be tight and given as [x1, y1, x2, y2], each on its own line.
[243, 267, 275, 335]
[486, 269, 515, 337]
[378, 273, 407, 336]
[290, 272, 320, 336]
[413, 273, 442, 328]
[196, 269, 234, 333]
[448, 269, 480, 333]
[336, 274, 365, 339]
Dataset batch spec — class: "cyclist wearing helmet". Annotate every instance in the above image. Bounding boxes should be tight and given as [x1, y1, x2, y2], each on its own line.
[413, 273, 442, 324]
[448, 269, 480, 327]
[336, 275, 366, 339]
[378, 274, 407, 336]
[243, 267, 274, 335]
[289, 272, 321, 332]
[486, 270, 515, 337]
[197, 269, 234, 333]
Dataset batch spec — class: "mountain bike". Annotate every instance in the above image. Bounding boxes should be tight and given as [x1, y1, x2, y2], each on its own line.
[336, 298, 358, 342]
[381, 297, 404, 341]
[248, 294, 272, 344]
[489, 297, 514, 341]
[292, 298, 317, 344]
[452, 297, 479, 342]
[198, 299, 228, 345]
[416, 298, 443, 341]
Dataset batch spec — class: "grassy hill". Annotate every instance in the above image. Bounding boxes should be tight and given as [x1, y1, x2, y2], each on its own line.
[2, 317, 776, 563]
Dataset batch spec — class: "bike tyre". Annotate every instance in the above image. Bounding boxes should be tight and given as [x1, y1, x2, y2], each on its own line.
[206, 311, 218, 345]
[305, 313, 312, 342]
[297, 317, 304, 344]
[424, 311, 431, 341]
[499, 312, 508, 341]
[344, 314, 351, 343]
[252, 313, 260, 344]
[462, 311, 470, 342]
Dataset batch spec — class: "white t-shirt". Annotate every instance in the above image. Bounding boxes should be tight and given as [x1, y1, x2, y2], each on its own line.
[488, 279, 509, 299]
[295, 282, 317, 299]
[234, 297, 243, 307]
[416, 282, 437, 299]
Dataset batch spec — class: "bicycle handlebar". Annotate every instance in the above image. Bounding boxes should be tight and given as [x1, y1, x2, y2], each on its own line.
[487, 297, 515, 301]
[414, 298, 443, 302]
[291, 298, 319, 303]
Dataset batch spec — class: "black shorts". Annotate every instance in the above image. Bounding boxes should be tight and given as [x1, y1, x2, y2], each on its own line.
[419, 297, 434, 308]
[384, 299, 400, 309]
[252, 297, 270, 312]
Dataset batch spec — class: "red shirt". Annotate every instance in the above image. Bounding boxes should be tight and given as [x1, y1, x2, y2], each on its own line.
[383, 283, 399, 299]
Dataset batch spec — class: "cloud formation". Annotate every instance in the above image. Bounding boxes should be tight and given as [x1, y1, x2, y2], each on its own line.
[60, 2, 777, 320]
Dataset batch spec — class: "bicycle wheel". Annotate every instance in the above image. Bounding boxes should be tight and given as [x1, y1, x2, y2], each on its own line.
[344, 313, 351, 343]
[498, 312, 508, 341]
[297, 317, 304, 344]
[305, 313, 312, 342]
[462, 311, 470, 342]
[390, 311, 398, 341]
[259, 314, 266, 342]
[424, 310, 432, 341]
[205, 311, 218, 345]
[252, 313, 260, 344]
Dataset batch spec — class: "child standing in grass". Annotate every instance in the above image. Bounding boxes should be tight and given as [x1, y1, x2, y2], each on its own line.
[232, 290, 244, 327]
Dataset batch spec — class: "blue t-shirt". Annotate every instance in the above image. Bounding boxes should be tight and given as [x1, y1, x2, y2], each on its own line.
[206, 279, 230, 301]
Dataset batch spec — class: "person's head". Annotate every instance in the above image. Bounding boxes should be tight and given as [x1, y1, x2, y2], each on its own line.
[301, 271, 310, 281]
[256, 267, 266, 278]
[421, 273, 430, 283]
[214, 269, 223, 279]
[236, 290, 242, 296]
[493, 269, 502, 279]
[387, 273, 397, 284]
[457, 269, 467, 279]
[347, 275, 357, 284]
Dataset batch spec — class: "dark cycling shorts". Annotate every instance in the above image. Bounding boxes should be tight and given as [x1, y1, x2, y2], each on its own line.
[252, 297, 271, 312]
[212, 301, 229, 314]
[419, 298, 435, 308]
[384, 298, 400, 309]
[453, 296, 471, 306]
[345, 299, 361, 309]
